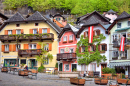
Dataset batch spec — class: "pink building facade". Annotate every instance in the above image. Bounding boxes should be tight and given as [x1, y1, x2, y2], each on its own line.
[57, 24, 78, 72]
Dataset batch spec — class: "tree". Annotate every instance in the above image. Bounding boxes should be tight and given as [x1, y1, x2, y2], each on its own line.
[76, 34, 107, 66]
[36, 42, 53, 67]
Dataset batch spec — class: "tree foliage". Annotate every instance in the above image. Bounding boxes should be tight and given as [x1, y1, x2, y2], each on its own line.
[76, 34, 107, 65]
[3, 0, 130, 15]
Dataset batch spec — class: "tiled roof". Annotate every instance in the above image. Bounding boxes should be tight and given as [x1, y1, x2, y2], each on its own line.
[115, 11, 130, 20]
[26, 11, 46, 21]
[6, 12, 25, 22]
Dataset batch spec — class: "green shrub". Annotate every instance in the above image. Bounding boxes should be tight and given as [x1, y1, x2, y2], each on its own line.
[38, 65, 45, 72]
[122, 73, 125, 78]
[102, 67, 116, 74]
[55, 63, 58, 68]
[73, 68, 77, 72]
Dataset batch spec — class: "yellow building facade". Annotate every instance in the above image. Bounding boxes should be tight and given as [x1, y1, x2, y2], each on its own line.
[0, 11, 61, 71]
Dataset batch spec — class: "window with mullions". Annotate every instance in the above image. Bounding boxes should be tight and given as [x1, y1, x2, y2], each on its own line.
[44, 44, 49, 51]
[117, 23, 121, 28]
[43, 58, 49, 64]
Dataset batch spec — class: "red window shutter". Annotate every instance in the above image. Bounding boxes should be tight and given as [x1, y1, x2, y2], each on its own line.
[97, 30, 100, 36]
[12, 30, 16, 35]
[13, 44, 16, 51]
[47, 28, 50, 33]
[21, 29, 24, 34]
[29, 29, 33, 34]
[5, 30, 8, 35]
[93, 31, 95, 36]
[24, 44, 28, 49]
[79, 47, 81, 53]
[39, 28, 42, 34]
[49, 43, 52, 51]
[98, 44, 100, 51]
[2, 45, 5, 52]
[105, 44, 107, 51]
[37, 44, 41, 49]
[84, 32, 86, 38]
[88, 46, 90, 52]
[9, 45, 12, 51]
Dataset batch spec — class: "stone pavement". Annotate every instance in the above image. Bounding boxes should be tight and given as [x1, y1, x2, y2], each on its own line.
[0, 71, 127, 86]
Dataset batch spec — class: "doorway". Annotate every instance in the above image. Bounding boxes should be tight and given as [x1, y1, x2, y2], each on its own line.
[101, 64, 107, 74]
[59, 63, 63, 71]
[72, 64, 77, 72]
[29, 59, 37, 69]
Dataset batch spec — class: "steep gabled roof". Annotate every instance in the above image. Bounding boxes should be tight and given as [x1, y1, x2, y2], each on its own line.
[107, 9, 116, 13]
[0, 13, 8, 20]
[115, 11, 130, 21]
[26, 11, 46, 21]
[108, 11, 130, 31]
[6, 12, 25, 22]
[58, 24, 78, 38]
[53, 19, 64, 28]
[77, 11, 110, 24]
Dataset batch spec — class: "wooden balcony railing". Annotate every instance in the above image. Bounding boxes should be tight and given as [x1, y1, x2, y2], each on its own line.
[0, 33, 54, 42]
[57, 53, 76, 61]
[18, 49, 42, 57]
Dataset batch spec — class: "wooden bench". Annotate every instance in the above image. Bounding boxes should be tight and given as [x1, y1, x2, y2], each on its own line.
[28, 69, 38, 79]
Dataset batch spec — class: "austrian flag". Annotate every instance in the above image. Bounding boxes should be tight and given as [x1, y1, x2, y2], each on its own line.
[119, 37, 125, 51]
[88, 26, 94, 43]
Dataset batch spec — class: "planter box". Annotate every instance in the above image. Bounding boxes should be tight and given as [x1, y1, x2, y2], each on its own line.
[1, 67, 8, 72]
[101, 74, 112, 79]
[117, 79, 127, 84]
[58, 71, 79, 78]
[18, 70, 28, 76]
[70, 78, 85, 85]
[95, 78, 108, 85]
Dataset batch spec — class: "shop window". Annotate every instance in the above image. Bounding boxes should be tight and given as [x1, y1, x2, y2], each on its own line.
[21, 59, 26, 64]
[65, 64, 69, 71]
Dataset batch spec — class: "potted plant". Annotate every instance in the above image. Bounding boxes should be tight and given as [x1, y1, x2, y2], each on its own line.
[55, 63, 58, 70]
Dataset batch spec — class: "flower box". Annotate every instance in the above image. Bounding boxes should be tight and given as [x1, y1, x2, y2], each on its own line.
[70, 78, 85, 85]
[95, 78, 108, 85]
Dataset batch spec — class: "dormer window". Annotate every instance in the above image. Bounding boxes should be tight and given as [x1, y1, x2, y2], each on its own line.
[16, 24, 20, 27]
[117, 23, 121, 28]
[35, 23, 38, 26]
[128, 21, 130, 26]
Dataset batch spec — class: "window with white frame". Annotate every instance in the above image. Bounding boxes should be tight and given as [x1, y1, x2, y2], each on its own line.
[8, 30, 12, 35]
[112, 51, 118, 57]
[128, 21, 130, 26]
[90, 64, 96, 71]
[42, 29, 47, 33]
[16, 45, 20, 51]
[16, 30, 21, 34]
[29, 44, 36, 49]
[120, 50, 127, 57]
[5, 45, 9, 51]
[65, 64, 69, 71]
[60, 49, 64, 53]
[69, 48, 74, 53]
[117, 23, 121, 28]
[33, 29, 37, 34]
[43, 58, 49, 64]
[44, 44, 49, 51]
[69, 35, 73, 41]
[63, 36, 67, 42]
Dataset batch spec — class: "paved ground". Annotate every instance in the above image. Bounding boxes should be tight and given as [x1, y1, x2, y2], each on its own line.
[0, 71, 128, 86]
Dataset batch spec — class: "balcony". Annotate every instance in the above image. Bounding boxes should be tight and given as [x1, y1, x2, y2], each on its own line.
[0, 33, 54, 42]
[57, 53, 76, 61]
[113, 38, 130, 48]
[112, 51, 127, 60]
[18, 49, 42, 57]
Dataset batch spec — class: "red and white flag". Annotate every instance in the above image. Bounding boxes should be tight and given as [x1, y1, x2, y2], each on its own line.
[119, 37, 125, 51]
[88, 26, 94, 43]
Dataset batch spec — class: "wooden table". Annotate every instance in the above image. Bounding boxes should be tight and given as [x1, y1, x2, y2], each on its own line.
[9, 67, 21, 75]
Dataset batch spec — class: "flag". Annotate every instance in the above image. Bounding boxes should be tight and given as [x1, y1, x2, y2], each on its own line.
[119, 37, 125, 51]
[88, 26, 94, 43]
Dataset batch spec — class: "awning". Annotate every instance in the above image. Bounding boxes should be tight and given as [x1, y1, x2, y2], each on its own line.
[108, 61, 130, 67]
[115, 27, 130, 31]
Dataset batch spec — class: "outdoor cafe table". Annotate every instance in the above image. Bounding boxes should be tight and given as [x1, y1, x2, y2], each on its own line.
[9, 67, 21, 75]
